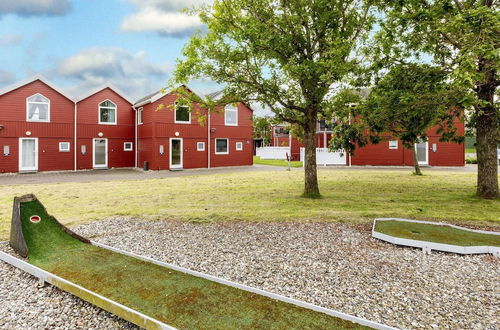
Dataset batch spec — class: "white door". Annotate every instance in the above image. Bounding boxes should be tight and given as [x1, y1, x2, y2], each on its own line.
[19, 138, 38, 172]
[170, 138, 183, 169]
[415, 141, 428, 165]
[93, 138, 108, 168]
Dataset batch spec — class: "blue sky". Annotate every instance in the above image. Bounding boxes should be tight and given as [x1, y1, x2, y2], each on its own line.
[0, 0, 215, 100]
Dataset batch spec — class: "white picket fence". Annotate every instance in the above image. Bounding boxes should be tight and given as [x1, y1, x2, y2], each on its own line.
[256, 147, 290, 160]
[300, 148, 346, 166]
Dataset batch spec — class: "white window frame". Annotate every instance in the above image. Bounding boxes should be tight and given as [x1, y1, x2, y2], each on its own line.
[124, 142, 133, 151]
[59, 142, 71, 152]
[137, 107, 143, 125]
[388, 140, 398, 150]
[215, 138, 229, 155]
[174, 102, 191, 124]
[236, 142, 243, 151]
[3, 145, 10, 156]
[197, 142, 205, 151]
[19, 138, 38, 172]
[224, 104, 238, 126]
[26, 93, 50, 123]
[98, 99, 117, 125]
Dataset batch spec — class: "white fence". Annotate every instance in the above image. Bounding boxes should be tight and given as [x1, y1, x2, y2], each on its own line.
[300, 148, 346, 166]
[256, 147, 290, 160]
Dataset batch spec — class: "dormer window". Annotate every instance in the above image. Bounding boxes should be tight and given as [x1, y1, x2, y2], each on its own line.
[27, 94, 50, 122]
[99, 100, 117, 125]
[224, 104, 238, 126]
[175, 102, 191, 124]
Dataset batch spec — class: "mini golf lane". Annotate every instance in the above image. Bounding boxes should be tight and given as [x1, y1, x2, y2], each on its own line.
[3, 195, 391, 330]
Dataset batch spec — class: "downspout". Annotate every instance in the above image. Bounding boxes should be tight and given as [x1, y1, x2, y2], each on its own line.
[207, 109, 211, 169]
[132, 105, 138, 168]
[73, 101, 77, 171]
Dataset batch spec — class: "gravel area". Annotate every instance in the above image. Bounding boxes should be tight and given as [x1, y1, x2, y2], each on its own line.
[1, 218, 499, 329]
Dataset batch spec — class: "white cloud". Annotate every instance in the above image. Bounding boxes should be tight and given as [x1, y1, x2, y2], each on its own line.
[0, 0, 71, 17]
[52, 47, 169, 99]
[121, 0, 211, 37]
[0, 70, 15, 85]
[0, 33, 22, 46]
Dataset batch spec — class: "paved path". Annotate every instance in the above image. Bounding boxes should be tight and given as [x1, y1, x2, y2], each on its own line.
[0, 164, 487, 185]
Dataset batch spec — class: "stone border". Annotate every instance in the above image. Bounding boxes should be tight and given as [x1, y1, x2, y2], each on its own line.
[372, 218, 500, 257]
[0, 241, 397, 330]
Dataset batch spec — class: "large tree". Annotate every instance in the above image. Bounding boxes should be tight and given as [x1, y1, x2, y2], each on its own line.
[330, 63, 464, 175]
[172, 0, 379, 197]
[377, 0, 499, 198]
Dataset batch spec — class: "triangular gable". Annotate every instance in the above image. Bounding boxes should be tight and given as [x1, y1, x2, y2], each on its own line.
[0, 74, 75, 102]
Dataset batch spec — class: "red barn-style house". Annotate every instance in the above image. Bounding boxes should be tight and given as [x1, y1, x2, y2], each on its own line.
[269, 118, 465, 166]
[0, 76, 253, 174]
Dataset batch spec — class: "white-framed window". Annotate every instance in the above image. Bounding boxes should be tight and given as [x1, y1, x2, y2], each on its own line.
[215, 138, 229, 154]
[124, 142, 133, 151]
[197, 142, 205, 151]
[59, 142, 70, 152]
[224, 104, 238, 126]
[389, 140, 398, 150]
[175, 102, 191, 123]
[99, 100, 117, 125]
[3, 145, 10, 156]
[137, 107, 143, 125]
[27, 93, 50, 122]
[236, 142, 243, 151]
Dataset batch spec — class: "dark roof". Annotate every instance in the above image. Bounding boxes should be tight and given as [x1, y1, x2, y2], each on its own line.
[134, 89, 162, 106]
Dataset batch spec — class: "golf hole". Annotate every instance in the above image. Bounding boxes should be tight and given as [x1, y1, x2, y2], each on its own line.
[30, 215, 41, 224]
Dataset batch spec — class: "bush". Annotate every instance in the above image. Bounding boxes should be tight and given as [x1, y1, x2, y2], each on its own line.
[466, 157, 477, 164]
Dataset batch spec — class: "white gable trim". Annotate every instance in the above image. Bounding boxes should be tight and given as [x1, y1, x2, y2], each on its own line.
[76, 83, 134, 104]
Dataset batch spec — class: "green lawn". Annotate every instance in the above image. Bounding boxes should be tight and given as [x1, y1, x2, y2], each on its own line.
[0, 170, 499, 240]
[253, 156, 303, 167]
[20, 199, 367, 329]
[465, 148, 476, 154]
[375, 220, 500, 247]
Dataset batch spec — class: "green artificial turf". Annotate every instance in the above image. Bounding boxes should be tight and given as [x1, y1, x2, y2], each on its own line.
[20, 200, 368, 329]
[374, 220, 500, 247]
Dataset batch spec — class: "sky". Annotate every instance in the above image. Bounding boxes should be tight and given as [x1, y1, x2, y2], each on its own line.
[0, 0, 220, 102]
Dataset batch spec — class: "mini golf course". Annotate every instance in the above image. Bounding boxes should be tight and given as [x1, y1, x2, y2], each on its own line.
[373, 218, 500, 256]
[1, 195, 389, 330]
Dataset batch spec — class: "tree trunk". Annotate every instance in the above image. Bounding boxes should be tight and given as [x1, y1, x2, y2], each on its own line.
[475, 57, 499, 199]
[411, 143, 422, 176]
[302, 114, 320, 198]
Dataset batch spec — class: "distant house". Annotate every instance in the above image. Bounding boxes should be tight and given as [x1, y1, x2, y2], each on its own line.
[0, 76, 253, 174]
[269, 117, 465, 166]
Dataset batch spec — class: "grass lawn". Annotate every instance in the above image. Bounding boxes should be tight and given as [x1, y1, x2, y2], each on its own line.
[0, 170, 499, 240]
[374, 220, 500, 247]
[465, 148, 477, 154]
[253, 156, 303, 167]
[19, 199, 367, 329]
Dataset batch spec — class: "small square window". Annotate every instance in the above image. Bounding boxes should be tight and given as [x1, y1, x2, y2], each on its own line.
[124, 142, 133, 151]
[236, 142, 243, 151]
[215, 138, 229, 154]
[389, 140, 398, 149]
[197, 142, 205, 151]
[3, 145, 10, 156]
[59, 142, 70, 152]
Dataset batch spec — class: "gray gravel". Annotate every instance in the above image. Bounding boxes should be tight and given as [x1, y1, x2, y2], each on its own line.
[1, 218, 499, 329]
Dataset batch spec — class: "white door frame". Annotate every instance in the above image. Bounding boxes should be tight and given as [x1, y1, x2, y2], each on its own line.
[169, 138, 183, 169]
[415, 141, 429, 165]
[19, 138, 38, 172]
[93, 138, 108, 168]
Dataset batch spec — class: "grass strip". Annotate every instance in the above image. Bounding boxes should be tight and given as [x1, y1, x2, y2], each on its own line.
[253, 156, 303, 167]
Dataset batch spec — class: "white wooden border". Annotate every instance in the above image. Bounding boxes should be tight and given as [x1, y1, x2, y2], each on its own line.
[0, 243, 172, 330]
[0, 241, 395, 330]
[372, 218, 500, 257]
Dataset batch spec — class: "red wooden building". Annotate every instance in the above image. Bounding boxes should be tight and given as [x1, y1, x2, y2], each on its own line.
[269, 119, 465, 166]
[133, 88, 253, 171]
[0, 76, 254, 174]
